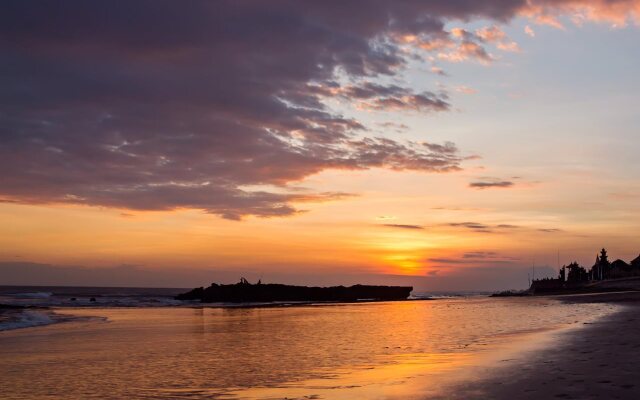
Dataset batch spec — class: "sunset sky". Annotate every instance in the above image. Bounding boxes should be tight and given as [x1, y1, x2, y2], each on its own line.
[1, 1, 640, 290]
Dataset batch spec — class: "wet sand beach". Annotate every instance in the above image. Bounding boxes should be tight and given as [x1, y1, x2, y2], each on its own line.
[0, 296, 618, 400]
[444, 292, 640, 400]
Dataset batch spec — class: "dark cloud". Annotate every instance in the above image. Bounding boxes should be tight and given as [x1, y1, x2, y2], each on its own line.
[446, 221, 564, 235]
[463, 251, 520, 261]
[447, 222, 520, 233]
[449, 222, 491, 231]
[428, 251, 519, 266]
[469, 180, 515, 189]
[335, 83, 450, 112]
[381, 224, 424, 230]
[428, 257, 516, 265]
[428, 257, 468, 264]
[2, 1, 633, 219]
[2, 1, 496, 219]
[463, 251, 498, 259]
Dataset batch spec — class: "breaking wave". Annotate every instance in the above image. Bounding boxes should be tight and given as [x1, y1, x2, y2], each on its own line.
[0, 309, 56, 331]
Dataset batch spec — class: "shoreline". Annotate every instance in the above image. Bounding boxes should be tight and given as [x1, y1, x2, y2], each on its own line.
[440, 291, 640, 399]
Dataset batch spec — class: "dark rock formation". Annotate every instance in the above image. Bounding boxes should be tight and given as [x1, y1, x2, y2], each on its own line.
[0, 304, 28, 310]
[490, 290, 529, 297]
[176, 279, 413, 303]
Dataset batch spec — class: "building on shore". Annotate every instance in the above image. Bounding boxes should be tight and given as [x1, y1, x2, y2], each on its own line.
[529, 248, 640, 294]
[590, 248, 610, 280]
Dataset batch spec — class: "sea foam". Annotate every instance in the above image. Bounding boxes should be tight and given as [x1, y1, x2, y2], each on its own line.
[0, 310, 55, 331]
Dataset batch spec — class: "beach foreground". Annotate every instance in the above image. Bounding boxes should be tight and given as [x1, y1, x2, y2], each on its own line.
[0, 293, 636, 399]
[443, 292, 640, 400]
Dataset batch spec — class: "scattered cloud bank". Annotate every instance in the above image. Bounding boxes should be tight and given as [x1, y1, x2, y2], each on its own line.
[468, 176, 541, 190]
[428, 252, 520, 265]
[335, 83, 450, 112]
[447, 222, 507, 233]
[538, 228, 563, 233]
[446, 221, 564, 234]
[521, 0, 640, 28]
[469, 180, 515, 189]
[1, 1, 638, 219]
[381, 224, 424, 230]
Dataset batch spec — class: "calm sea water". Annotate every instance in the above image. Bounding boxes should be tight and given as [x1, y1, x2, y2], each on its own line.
[0, 287, 619, 399]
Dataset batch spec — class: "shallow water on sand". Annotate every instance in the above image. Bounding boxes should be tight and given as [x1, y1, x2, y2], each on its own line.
[0, 297, 618, 399]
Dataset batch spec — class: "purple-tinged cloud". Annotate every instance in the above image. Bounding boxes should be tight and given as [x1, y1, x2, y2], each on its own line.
[447, 222, 521, 233]
[449, 222, 491, 230]
[463, 251, 498, 259]
[381, 224, 424, 230]
[428, 257, 517, 265]
[469, 180, 515, 189]
[1, 1, 638, 219]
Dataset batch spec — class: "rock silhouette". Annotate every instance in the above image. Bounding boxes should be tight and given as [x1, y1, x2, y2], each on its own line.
[176, 279, 413, 303]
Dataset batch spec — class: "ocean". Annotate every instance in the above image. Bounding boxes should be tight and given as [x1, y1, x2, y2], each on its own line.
[0, 286, 619, 399]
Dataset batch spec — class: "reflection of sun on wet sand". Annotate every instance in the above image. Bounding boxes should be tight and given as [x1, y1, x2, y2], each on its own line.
[0, 297, 623, 399]
[224, 317, 612, 400]
[444, 292, 640, 399]
[224, 352, 476, 400]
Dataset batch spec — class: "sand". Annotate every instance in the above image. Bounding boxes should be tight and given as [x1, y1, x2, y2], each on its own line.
[441, 292, 640, 399]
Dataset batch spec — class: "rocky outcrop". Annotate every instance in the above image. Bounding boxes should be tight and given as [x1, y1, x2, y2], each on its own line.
[176, 280, 413, 303]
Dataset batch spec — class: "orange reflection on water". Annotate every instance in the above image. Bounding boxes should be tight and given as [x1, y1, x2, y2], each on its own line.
[0, 299, 619, 400]
[225, 352, 477, 400]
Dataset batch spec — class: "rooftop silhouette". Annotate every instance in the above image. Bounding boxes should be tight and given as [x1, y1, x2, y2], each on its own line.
[529, 248, 640, 294]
